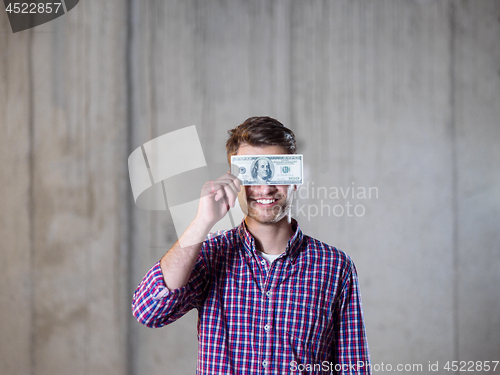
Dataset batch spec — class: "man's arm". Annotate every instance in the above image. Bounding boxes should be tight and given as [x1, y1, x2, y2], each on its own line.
[333, 260, 371, 374]
[159, 218, 213, 290]
[132, 172, 241, 327]
[159, 172, 240, 289]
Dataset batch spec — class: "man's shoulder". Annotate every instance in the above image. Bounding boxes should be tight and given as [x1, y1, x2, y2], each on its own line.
[206, 226, 238, 241]
[201, 227, 241, 265]
[302, 234, 354, 268]
[203, 226, 240, 251]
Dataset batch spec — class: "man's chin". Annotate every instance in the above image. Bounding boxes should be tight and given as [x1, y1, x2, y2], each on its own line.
[246, 208, 286, 224]
[249, 216, 279, 224]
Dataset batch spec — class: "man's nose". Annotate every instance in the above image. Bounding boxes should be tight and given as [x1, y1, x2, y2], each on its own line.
[254, 184, 277, 194]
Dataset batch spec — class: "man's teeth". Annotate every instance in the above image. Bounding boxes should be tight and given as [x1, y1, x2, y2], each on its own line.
[256, 199, 276, 204]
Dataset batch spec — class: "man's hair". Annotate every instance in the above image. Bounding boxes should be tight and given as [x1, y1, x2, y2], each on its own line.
[226, 116, 296, 163]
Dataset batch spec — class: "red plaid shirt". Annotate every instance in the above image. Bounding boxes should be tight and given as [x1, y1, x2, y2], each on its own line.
[132, 219, 371, 374]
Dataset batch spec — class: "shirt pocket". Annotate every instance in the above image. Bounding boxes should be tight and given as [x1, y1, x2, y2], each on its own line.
[280, 287, 333, 360]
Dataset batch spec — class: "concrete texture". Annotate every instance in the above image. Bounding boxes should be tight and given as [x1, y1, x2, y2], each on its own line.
[0, 1, 130, 374]
[1, 1, 499, 374]
[291, 0, 456, 366]
[0, 19, 32, 375]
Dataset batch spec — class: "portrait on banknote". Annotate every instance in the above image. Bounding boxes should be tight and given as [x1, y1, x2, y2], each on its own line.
[251, 157, 274, 184]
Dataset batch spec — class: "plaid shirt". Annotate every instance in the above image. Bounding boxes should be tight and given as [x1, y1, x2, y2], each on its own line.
[132, 219, 371, 374]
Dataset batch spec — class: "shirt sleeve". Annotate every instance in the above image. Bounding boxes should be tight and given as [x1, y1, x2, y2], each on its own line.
[131, 245, 210, 328]
[332, 260, 371, 374]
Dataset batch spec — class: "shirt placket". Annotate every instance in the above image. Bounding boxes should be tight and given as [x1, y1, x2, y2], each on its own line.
[257, 254, 284, 374]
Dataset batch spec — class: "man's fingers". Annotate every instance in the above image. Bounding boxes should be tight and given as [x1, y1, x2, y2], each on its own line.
[211, 175, 241, 195]
[205, 172, 242, 205]
[214, 187, 225, 202]
[224, 179, 240, 196]
[233, 178, 242, 191]
[210, 182, 238, 206]
[221, 173, 241, 194]
[223, 183, 239, 208]
[227, 173, 241, 192]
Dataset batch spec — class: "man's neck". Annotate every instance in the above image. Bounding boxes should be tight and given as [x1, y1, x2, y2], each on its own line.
[244, 215, 294, 255]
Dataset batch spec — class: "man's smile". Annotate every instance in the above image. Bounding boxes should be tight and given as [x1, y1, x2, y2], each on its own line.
[253, 198, 278, 206]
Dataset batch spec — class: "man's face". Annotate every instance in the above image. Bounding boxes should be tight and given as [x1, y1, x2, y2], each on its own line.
[235, 144, 296, 225]
[257, 160, 270, 179]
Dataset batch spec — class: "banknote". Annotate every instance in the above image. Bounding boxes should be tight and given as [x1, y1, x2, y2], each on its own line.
[231, 154, 303, 185]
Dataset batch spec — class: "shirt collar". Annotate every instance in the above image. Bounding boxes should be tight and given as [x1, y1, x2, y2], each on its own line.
[237, 217, 304, 262]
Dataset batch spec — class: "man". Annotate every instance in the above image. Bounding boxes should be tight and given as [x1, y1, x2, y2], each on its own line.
[252, 157, 273, 184]
[132, 117, 371, 374]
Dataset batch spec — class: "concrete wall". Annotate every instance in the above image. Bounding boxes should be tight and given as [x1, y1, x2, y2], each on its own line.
[1, 1, 499, 374]
[0, 1, 130, 374]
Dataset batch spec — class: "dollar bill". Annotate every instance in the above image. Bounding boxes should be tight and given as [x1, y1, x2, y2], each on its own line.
[231, 154, 303, 185]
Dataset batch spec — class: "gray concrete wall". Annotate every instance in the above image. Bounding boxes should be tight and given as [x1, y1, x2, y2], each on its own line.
[1, 1, 499, 374]
[0, 1, 130, 374]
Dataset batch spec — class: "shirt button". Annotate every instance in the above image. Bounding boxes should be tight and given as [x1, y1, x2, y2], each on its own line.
[262, 360, 268, 367]
[266, 291, 271, 298]
[260, 260, 266, 265]
[264, 324, 270, 331]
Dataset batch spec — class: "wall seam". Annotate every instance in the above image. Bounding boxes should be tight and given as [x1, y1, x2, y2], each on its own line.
[449, 0, 459, 370]
[125, 0, 135, 374]
[28, 27, 35, 375]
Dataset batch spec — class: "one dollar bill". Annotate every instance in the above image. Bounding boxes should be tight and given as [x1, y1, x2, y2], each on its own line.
[231, 154, 303, 185]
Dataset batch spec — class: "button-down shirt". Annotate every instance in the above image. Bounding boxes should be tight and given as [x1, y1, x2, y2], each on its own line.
[132, 219, 371, 374]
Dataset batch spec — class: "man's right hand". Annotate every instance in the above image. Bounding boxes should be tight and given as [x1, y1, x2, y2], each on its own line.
[160, 172, 241, 289]
[195, 172, 241, 229]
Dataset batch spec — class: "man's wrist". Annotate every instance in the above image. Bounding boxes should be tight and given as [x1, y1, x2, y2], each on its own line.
[192, 215, 215, 234]
[176, 216, 213, 248]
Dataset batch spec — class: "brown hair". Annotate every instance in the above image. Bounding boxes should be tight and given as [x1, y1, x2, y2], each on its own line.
[226, 116, 296, 163]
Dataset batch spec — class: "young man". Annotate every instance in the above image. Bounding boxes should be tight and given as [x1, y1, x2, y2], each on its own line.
[132, 117, 371, 374]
